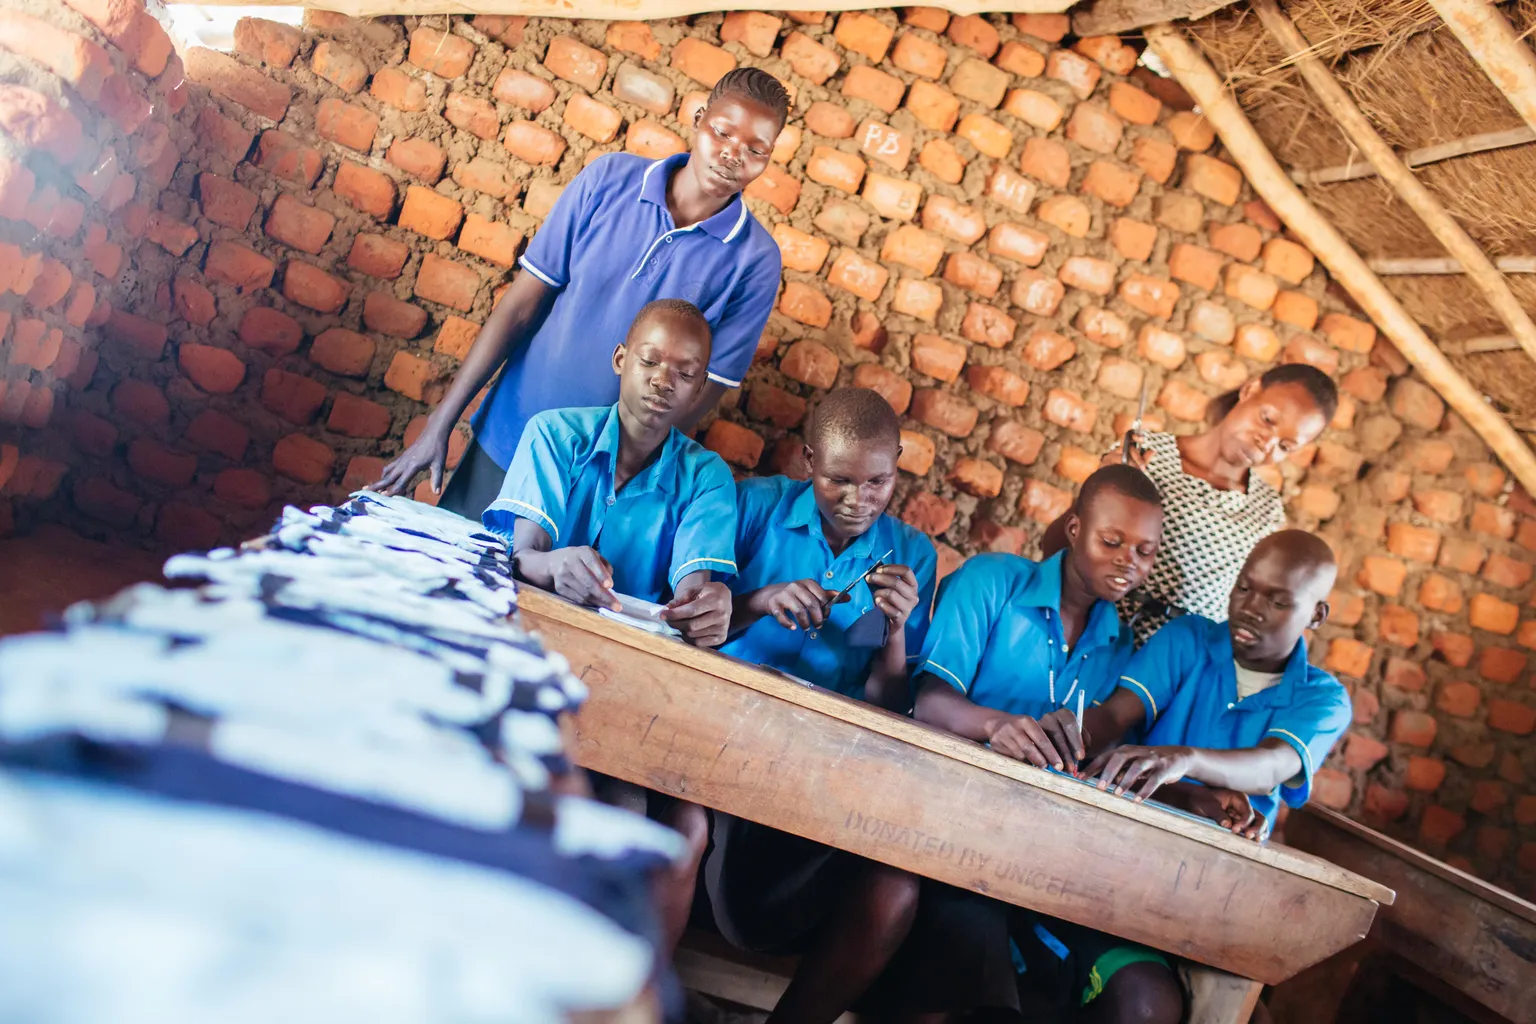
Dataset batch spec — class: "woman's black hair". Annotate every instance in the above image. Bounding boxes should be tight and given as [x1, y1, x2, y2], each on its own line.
[706, 67, 791, 131]
[1207, 362, 1339, 424]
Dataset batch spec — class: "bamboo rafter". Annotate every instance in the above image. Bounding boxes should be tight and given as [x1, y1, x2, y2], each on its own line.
[1429, 0, 1536, 134]
[1290, 125, 1536, 185]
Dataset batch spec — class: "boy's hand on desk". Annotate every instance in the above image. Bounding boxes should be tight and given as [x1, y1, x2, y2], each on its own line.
[544, 547, 621, 611]
[1177, 785, 1265, 840]
[985, 713, 1079, 772]
[664, 582, 732, 648]
[1085, 744, 1193, 801]
[749, 580, 835, 631]
[868, 565, 920, 629]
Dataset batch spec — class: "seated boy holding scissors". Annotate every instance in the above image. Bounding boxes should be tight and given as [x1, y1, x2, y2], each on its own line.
[720, 386, 937, 708]
[484, 298, 735, 647]
[696, 388, 937, 1024]
[1006, 530, 1349, 1024]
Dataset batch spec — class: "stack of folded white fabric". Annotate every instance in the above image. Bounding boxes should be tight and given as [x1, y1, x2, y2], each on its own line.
[0, 491, 682, 1024]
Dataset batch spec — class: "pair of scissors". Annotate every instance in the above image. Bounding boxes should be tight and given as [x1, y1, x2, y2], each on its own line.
[1122, 380, 1148, 465]
[821, 548, 895, 612]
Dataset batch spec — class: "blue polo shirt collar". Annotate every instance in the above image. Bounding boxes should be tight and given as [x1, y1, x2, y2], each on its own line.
[638, 154, 752, 242]
[778, 480, 880, 562]
[1017, 552, 1123, 656]
[1213, 622, 1312, 711]
[581, 404, 676, 499]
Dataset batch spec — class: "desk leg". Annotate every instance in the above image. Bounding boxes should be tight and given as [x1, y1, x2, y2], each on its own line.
[1184, 966, 1263, 1024]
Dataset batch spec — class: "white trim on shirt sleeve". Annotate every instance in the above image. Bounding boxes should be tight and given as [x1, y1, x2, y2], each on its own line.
[706, 371, 743, 387]
[488, 499, 560, 543]
[518, 255, 562, 288]
[922, 660, 969, 693]
[1267, 728, 1314, 779]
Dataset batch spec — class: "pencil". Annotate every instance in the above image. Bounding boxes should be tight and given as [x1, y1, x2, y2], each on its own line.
[1074, 689, 1085, 727]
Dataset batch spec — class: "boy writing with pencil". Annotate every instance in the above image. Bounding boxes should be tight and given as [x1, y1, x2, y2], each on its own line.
[699, 387, 937, 1024]
[485, 298, 735, 647]
[1007, 530, 1350, 1024]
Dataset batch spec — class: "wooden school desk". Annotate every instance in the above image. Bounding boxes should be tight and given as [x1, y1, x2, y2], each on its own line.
[1276, 805, 1536, 1024]
[518, 588, 1394, 1023]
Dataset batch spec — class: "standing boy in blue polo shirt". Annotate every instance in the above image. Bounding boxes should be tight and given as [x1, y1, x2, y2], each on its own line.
[484, 299, 735, 647]
[374, 69, 790, 516]
[721, 387, 937, 708]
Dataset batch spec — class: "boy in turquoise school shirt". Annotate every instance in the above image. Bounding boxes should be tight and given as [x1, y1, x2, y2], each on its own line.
[484, 298, 735, 648]
[1001, 530, 1351, 1024]
[720, 386, 937, 708]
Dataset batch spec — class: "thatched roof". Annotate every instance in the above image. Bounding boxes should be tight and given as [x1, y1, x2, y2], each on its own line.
[1184, 0, 1536, 415]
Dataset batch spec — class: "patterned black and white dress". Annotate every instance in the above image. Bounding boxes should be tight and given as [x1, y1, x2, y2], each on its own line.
[1126, 431, 1287, 644]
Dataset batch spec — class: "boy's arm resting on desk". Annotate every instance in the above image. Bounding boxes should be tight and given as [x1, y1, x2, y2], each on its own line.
[913, 675, 1083, 771]
[373, 271, 555, 495]
[510, 520, 621, 611]
[1086, 738, 1303, 802]
[1157, 781, 1266, 840]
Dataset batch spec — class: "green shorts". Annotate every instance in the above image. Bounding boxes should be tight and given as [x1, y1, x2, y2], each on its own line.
[1082, 943, 1171, 1004]
[1012, 910, 1172, 1016]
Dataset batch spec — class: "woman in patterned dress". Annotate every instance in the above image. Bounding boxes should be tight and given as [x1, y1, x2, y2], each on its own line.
[1046, 363, 1339, 643]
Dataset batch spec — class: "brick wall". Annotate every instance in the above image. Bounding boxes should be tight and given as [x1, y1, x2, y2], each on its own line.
[1, 2, 1533, 895]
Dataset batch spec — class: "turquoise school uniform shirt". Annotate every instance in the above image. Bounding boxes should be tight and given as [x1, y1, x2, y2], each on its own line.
[719, 476, 937, 700]
[1119, 614, 1352, 823]
[483, 404, 738, 603]
[915, 552, 1133, 719]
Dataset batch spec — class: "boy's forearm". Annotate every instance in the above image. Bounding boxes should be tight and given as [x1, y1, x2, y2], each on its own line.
[1081, 689, 1148, 759]
[862, 631, 909, 711]
[510, 520, 556, 588]
[913, 676, 1006, 742]
[1183, 740, 1301, 794]
[728, 588, 768, 634]
[426, 273, 551, 431]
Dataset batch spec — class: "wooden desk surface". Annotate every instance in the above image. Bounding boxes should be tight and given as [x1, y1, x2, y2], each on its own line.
[520, 588, 1391, 986]
[1284, 805, 1536, 1023]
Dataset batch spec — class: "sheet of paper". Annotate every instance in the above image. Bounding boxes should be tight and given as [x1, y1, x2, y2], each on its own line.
[598, 594, 681, 638]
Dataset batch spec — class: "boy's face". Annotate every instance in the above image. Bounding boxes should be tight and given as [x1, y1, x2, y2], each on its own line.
[611, 315, 710, 431]
[804, 436, 900, 544]
[690, 95, 780, 202]
[1227, 544, 1331, 668]
[1064, 490, 1162, 604]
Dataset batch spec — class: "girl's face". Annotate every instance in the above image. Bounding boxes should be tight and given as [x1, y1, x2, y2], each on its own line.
[1217, 381, 1329, 469]
[690, 95, 780, 201]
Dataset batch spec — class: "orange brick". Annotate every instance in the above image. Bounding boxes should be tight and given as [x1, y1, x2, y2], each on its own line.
[1261, 238, 1314, 285]
[983, 166, 1038, 217]
[387, 137, 447, 182]
[1132, 137, 1178, 185]
[1466, 462, 1508, 498]
[1035, 194, 1089, 237]
[332, 161, 394, 217]
[842, 65, 905, 113]
[503, 121, 567, 167]
[1195, 349, 1247, 391]
[265, 194, 335, 255]
[957, 113, 1012, 159]
[778, 281, 832, 327]
[1043, 388, 1096, 433]
[1488, 699, 1536, 736]
[1119, 273, 1180, 320]
[1002, 88, 1064, 132]
[946, 14, 999, 57]
[1096, 355, 1145, 402]
[315, 96, 378, 152]
[414, 252, 481, 311]
[1272, 290, 1319, 331]
[943, 252, 1002, 297]
[185, 45, 291, 121]
[444, 91, 500, 141]
[892, 32, 948, 78]
[828, 250, 890, 302]
[967, 364, 1029, 406]
[1481, 646, 1527, 683]
[1224, 263, 1279, 311]
[205, 241, 276, 293]
[1058, 255, 1116, 296]
[1358, 554, 1407, 596]
[542, 35, 605, 90]
[815, 199, 869, 246]
[1471, 500, 1517, 540]
[458, 213, 521, 267]
[626, 120, 687, 160]
[398, 185, 464, 241]
[987, 222, 1050, 267]
[1386, 522, 1440, 564]
[1023, 329, 1075, 372]
[781, 31, 840, 85]
[805, 101, 855, 138]
[911, 389, 979, 438]
[910, 333, 967, 382]
[671, 37, 735, 87]
[1168, 110, 1215, 151]
[282, 261, 350, 314]
[1411, 488, 1465, 524]
[1208, 221, 1262, 261]
[721, 11, 782, 58]
[905, 80, 961, 132]
[372, 66, 428, 112]
[746, 164, 801, 215]
[989, 420, 1045, 465]
[961, 302, 1018, 347]
[310, 327, 375, 377]
[1325, 638, 1374, 678]
[918, 139, 966, 183]
[1076, 34, 1137, 74]
[857, 119, 912, 171]
[1245, 199, 1283, 231]
[780, 340, 840, 389]
[563, 93, 622, 143]
[493, 68, 556, 113]
[950, 457, 1004, 498]
[862, 174, 923, 221]
[892, 279, 942, 321]
[1185, 153, 1243, 205]
[904, 7, 949, 31]
[882, 225, 947, 278]
[1321, 312, 1377, 354]
[1020, 478, 1073, 524]
[995, 40, 1045, 78]
[1138, 324, 1187, 370]
[1066, 102, 1123, 155]
[1183, 301, 1233, 346]
[856, 365, 912, 416]
[1168, 243, 1224, 292]
[1011, 270, 1064, 317]
[902, 490, 956, 536]
[771, 224, 830, 274]
[1109, 81, 1161, 125]
[1081, 161, 1141, 208]
[1233, 323, 1280, 362]
[950, 57, 1009, 108]
[1020, 136, 1070, 188]
[1471, 593, 1520, 635]
[807, 146, 866, 193]
[1046, 49, 1099, 100]
[834, 11, 894, 63]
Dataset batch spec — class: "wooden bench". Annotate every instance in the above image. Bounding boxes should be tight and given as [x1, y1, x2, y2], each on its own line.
[519, 588, 1395, 1023]
[1273, 805, 1536, 1024]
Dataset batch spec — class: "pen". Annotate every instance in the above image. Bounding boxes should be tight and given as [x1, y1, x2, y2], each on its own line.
[1075, 689, 1085, 728]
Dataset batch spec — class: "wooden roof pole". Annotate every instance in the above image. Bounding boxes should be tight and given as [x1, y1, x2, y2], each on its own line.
[1143, 22, 1536, 499]
[1253, 0, 1536, 369]
[1428, 0, 1536, 133]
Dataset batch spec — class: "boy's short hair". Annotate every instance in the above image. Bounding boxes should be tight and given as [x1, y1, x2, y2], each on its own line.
[808, 387, 901, 451]
[1077, 464, 1162, 514]
[707, 68, 790, 130]
[627, 298, 713, 355]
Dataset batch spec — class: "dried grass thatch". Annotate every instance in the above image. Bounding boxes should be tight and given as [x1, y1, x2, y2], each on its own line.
[1187, 0, 1536, 408]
